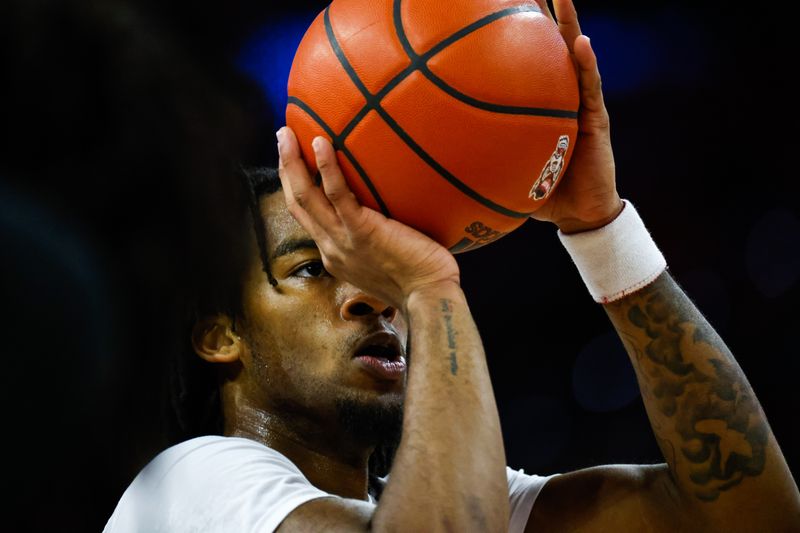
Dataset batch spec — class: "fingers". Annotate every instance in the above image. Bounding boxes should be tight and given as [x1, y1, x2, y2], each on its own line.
[552, 0, 582, 54]
[276, 127, 337, 235]
[532, 0, 554, 21]
[311, 137, 363, 224]
[549, 1, 609, 131]
[573, 35, 608, 125]
[277, 127, 368, 245]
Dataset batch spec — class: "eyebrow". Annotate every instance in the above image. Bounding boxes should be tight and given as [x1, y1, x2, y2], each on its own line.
[271, 238, 319, 261]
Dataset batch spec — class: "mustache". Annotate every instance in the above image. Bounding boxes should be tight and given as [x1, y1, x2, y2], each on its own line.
[345, 326, 408, 357]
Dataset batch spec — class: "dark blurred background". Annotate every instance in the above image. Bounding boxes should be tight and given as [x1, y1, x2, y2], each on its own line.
[1, 0, 797, 530]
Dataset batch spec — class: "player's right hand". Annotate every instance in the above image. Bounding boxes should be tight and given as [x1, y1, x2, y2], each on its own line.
[529, 0, 622, 233]
[277, 126, 460, 310]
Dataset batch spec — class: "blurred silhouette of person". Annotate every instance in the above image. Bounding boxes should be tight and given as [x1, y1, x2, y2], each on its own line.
[0, 0, 278, 529]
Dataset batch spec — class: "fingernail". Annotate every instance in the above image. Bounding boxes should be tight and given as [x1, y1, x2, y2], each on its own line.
[276, 128, 286, 158]
[312, 137, 324, 153]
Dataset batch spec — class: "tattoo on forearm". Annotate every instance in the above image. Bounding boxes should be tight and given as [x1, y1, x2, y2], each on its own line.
[609, 275, 768, 502]
[440, 299, 458, 376]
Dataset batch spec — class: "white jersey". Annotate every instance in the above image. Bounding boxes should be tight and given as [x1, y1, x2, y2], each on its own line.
[105, 435, 554, 533]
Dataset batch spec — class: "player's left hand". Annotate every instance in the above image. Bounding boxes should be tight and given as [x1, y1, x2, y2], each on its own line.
[277, 127, 460, 311]
[530, 0, 623, 233]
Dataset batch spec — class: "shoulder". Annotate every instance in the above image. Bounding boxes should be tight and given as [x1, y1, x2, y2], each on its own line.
[154, 435, 304, 474]
[104, 436, 331, 533]
[505, 466, 559, 533]
[506, 466, 557, 510]
[127, 435, 306, 492]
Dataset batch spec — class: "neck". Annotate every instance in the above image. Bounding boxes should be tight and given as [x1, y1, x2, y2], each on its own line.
[222, 389, 375, 501]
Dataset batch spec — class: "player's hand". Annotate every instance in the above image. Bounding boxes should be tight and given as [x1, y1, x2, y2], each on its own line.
[530, 0, 623, 233]
[277, 126, 460, 310]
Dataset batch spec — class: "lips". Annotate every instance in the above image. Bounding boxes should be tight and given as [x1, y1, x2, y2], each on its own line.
[351, 331, 406, 381]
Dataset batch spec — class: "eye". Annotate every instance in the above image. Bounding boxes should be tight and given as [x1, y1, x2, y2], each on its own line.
[292, 260, 330, 279]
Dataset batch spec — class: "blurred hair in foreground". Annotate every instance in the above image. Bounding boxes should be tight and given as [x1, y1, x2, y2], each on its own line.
[0, 0, 276, 529]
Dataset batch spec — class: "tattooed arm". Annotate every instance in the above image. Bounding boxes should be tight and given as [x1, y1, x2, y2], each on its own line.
[526, 272, 800, 532]
[519, 1, 799, 529]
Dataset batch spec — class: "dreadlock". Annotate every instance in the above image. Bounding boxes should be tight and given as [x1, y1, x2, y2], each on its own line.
[238, 166, 279, 287]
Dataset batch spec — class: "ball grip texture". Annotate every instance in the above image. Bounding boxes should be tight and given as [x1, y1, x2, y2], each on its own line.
[287, 0, 579, 252]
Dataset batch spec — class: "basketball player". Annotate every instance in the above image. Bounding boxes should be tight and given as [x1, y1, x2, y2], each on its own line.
[105, 0, 800, 531]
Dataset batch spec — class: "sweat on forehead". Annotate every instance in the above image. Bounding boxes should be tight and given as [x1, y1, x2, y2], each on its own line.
[258, 193, 312, 252]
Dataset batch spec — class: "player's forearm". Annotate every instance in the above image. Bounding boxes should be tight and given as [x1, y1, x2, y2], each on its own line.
[604, 272, 800, 528]
[371, 281, 508, 533]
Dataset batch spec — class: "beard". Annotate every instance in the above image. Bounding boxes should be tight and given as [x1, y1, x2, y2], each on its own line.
[335, 392, 404, 478]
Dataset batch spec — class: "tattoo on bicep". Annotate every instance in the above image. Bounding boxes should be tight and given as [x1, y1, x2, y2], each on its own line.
[440, 299, 458, 376]
[616, 277, 768, 502]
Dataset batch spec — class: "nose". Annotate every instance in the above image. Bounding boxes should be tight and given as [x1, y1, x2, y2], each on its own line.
[341, 291, 397, 322]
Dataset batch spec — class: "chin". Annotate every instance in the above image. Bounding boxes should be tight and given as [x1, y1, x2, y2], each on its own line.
[335, 389, 404, 447]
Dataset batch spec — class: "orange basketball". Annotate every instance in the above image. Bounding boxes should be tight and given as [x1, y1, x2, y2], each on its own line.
[287, 0, 579, 252]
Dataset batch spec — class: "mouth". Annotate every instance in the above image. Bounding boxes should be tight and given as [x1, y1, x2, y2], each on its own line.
[352, 331, 406, 381]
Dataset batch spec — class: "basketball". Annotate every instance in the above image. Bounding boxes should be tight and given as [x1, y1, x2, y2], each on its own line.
[286, 0, 579, 252]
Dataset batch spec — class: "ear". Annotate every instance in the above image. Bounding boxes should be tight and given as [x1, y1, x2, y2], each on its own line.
[191, 315, 243, 364]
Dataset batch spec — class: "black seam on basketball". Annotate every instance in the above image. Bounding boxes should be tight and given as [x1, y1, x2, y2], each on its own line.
[421, 5, 540, 59]
[373, 105, 532, 218]
[287, 96, 391, 217]
[338, 150, 392, 218]
[340, 4, 572, 137]
[418, 69, 578, 118]
[449, 238, 478, 253]
[392, 0, 417, 59]
[339, 62, 415, 140]
[338, 102, 374, 143]
[326, 4, 532, 219]
[324, 8, 379, 108]
[393, 1, 577, 118]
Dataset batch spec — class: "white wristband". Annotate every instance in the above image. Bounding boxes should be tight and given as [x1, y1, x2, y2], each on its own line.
[557, 200, 667, 304]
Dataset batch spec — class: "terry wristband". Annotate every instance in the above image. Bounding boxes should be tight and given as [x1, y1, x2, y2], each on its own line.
[557, 200, 667, 304]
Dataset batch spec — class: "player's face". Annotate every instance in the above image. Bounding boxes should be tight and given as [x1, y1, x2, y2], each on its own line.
[237, 192, 407, 430]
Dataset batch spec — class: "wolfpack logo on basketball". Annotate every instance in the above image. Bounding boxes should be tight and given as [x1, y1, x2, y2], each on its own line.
[529, 135, 570, 201]
[448, 221, 508, 253]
